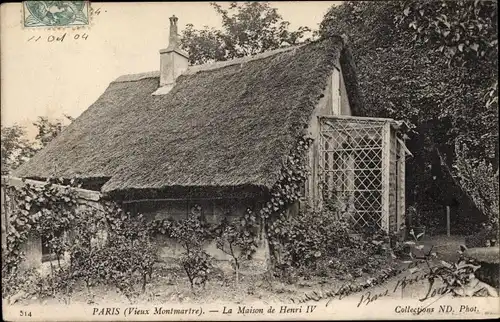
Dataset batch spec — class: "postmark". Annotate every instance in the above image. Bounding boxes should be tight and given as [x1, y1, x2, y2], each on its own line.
[22, 1, 90, 28]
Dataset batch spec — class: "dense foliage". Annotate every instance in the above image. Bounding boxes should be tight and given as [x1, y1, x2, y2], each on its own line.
[454, 144, 499, 240]
[320, 1, 498, 232]
[396, 0, 497, 67]
[271, 208, 392, 280]
[180, 2, 312, 65]
[257, 136, 395, 281]
[2, 178, 78, 275]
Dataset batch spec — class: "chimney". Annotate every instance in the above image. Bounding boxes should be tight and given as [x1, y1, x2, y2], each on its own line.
[157, 15, 189, 92]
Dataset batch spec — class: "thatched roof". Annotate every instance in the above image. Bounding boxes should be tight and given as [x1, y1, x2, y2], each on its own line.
[14, 37, 363, 196]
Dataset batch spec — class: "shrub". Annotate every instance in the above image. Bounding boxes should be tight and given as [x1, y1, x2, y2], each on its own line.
[1, 261, 41, 301]
[167, 206, 215, 291]
[269, 208, 391, 280]
[454, 143, 499, 240]
[180, 249, 213, 290]
[215, 208, 259, 284]
[465, 224, 498, 248]
[92, 208, 158, 300]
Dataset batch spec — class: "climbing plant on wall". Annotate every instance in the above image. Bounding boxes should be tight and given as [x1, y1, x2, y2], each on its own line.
[146, 204, 261, 290]
[215, 208, 259, 285]
[260, 136, 314, 266]
[1, 179, 158, 302]
[2, 178, 79, 275]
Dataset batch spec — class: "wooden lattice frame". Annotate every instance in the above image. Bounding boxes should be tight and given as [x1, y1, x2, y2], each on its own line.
[318, 116, 407, 233]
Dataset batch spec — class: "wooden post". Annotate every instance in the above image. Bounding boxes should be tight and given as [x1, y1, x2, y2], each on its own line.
[1, 184, 8, 248]
[317, 117, 326, 212]
[446, 205, 451, 237]
[381, 123, 391, 233]
[397, 142, 406, 232]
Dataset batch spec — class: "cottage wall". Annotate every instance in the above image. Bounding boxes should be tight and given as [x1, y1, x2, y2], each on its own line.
[304, 63, 352, 207]
[128, 199, 270, 272]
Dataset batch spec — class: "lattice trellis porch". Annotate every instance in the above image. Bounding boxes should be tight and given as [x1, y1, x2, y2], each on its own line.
[317, 116, 410, 233]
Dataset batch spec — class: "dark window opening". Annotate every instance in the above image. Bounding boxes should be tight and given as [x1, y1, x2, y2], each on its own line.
[41, 230, 63, 262]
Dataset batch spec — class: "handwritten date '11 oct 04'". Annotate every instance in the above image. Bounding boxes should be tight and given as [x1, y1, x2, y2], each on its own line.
[27, 33, 89, 43]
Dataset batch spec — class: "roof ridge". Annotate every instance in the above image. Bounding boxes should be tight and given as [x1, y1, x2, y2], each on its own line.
[112, 45, 303, 84]
[112, 71, 160, 83]
[183, 45, 302, 75]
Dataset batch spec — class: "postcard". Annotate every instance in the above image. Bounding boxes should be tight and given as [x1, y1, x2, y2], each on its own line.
[1, 1, 499, 321]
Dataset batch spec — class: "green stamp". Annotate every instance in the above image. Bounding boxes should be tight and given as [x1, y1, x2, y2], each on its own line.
[23, 1, 90, 28]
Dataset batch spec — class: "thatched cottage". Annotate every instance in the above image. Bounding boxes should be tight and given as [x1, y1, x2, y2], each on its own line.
[14, 16, 410, 264]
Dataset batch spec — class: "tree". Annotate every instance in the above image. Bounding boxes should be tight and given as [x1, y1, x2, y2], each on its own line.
[395, 0, 499, 231]
[180, 2, 312, 65]
[394, 0, 498, 164]
[396, 0, 497, 68]
[320, 1, 498, 231]
[215, 209, 258, 285]
[1, 115, 74, 174]
[1, 125, 36, 174]
[33, 115, 74, 149]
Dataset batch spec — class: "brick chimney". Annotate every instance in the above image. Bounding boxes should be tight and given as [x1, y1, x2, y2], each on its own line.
[156, 15, 189, 93]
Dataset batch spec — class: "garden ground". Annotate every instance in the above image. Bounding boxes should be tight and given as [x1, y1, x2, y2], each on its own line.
[7, 235, 469, 306]
[9, 259, 398, 306]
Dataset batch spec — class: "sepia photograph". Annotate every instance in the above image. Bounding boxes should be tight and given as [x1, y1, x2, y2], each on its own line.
[1, 1, 499, 320]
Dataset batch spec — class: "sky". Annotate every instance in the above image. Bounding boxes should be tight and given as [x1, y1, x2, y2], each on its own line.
[0, 1, 339, 138]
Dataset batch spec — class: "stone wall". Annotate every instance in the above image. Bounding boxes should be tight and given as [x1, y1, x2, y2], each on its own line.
[128, 199, 271, 272]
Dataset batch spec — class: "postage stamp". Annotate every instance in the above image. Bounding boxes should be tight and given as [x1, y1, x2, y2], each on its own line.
[22, 1, 90, 28]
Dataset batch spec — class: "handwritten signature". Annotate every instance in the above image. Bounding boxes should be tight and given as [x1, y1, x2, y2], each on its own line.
[290, 267, 401, 307]
[290, 260, 456, 308]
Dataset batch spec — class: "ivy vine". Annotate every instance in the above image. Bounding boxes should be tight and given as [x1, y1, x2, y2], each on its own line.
[259, 136, 314, 266]
[3, 179, 79, 275]
[2, 179, 158, 302]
